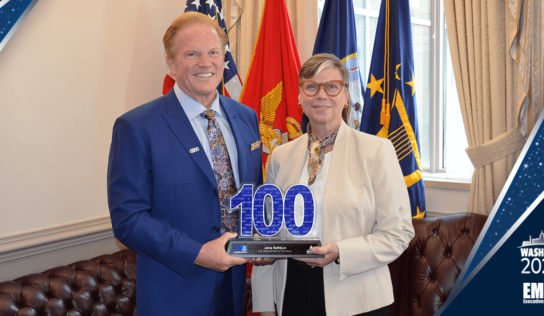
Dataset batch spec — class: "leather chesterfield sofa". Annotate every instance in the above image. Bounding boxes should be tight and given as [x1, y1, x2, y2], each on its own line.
[0, 249, 253, 316]
[0, 250, 138, 316]
[0, 213, 485, 316]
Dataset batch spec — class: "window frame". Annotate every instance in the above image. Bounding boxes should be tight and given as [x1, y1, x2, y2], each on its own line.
[428, 0, 445, 174]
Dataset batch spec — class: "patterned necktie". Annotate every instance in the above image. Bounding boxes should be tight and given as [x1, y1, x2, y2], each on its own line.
[307, 123, 340, 186]
[201, 110, 238, 234]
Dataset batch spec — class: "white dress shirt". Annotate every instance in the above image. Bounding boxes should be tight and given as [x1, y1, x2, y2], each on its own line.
[173, 84, 240, 188]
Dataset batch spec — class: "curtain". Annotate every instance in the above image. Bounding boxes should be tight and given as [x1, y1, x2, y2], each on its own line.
[223, 0, 318, 84]
[443, 0, 543, 215]
[505, 0, 543, 138]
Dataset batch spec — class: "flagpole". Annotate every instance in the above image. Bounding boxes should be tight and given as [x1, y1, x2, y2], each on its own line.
[215, 4, 226, 96]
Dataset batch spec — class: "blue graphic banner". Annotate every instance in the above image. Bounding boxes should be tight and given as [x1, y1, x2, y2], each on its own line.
[455, 112, 544, 288]
[0, 0, 38, 52]
[437, 192, 544, 315]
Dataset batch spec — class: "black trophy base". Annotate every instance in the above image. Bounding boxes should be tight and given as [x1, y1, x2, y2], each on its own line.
[225, 237, 324, 258]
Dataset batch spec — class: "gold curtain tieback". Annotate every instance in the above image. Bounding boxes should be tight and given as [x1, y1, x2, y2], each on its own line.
[465, 128, 526, 169]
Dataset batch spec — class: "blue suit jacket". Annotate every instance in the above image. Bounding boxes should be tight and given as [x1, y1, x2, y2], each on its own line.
[107, 89, 263, 315]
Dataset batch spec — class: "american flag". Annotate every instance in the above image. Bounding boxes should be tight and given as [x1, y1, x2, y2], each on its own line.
[184, 0, 243, 101]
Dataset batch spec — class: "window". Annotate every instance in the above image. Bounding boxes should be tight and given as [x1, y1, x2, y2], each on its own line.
[317, 0, 473, 181]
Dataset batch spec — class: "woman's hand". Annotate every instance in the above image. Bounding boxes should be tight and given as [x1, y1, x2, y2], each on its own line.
[295, 242, 339, 268]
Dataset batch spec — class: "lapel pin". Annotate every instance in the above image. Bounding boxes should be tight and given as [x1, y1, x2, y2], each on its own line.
[250, 140, 261, 151]
[190, 147, 200, 153]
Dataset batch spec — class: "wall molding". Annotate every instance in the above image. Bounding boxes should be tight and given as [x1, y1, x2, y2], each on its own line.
[0, 216, 114, 263]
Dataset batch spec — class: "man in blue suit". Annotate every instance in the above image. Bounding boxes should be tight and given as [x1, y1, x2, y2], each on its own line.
[107, 12, 262, 316]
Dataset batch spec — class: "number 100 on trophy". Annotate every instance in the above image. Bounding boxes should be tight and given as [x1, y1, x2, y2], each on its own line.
[224, 183, 324, 258]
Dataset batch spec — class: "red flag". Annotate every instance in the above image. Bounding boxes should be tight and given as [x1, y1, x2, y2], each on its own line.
[239, 0, 303, 178]
[162, 74, 176, 95]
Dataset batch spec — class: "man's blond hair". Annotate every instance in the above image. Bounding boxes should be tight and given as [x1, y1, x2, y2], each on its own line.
[163, 12, 228, 60]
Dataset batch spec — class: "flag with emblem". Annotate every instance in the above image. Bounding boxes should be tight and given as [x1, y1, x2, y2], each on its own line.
[302, 0, 365, 133]
[239, 0, 303, 177]
[162, 0, 243, 100]
[359, 0, 426, 218]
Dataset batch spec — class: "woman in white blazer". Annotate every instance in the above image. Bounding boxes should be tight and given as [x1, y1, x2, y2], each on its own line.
[251, 53, 415, 316]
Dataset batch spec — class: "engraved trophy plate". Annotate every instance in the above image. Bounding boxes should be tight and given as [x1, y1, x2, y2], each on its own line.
[225, 184, 324, 258]
[225, 238, 323, 258]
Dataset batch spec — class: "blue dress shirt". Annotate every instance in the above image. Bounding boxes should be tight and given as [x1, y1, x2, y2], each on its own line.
[174, 84, 240, 188]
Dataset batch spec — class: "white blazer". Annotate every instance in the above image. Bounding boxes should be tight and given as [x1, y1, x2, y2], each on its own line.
[252, 121, 415, 316]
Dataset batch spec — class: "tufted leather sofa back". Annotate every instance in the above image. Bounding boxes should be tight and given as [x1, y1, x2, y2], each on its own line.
[0, 249, 137, 316]
[388, 213, 488, 316]
[0, 213, 487, 316]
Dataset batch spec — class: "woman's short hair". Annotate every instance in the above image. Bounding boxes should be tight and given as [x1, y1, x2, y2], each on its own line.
[163, 12, 228, 60]
[299, 53, 350, 123]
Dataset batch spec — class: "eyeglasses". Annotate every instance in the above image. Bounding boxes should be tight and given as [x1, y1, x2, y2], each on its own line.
[299, 80, 346, 97]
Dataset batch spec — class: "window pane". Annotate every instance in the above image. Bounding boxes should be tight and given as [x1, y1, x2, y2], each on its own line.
[369, 0, 431, 19]
[369, 0, 381, 11]
[443, 22, 449, 170]
[355, 15, 366, 80]
[353, 0, 365, 9]
[409, 0, 431, 20]
[412, 24, 431, 168]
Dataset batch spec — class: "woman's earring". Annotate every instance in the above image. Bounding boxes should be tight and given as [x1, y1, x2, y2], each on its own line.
[298, 103, 301, 108]
[344, 103, 348, 109]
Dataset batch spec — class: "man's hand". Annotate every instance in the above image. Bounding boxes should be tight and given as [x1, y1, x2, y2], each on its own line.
[295, 242, 339, 268]
[194, 232, 248, 272]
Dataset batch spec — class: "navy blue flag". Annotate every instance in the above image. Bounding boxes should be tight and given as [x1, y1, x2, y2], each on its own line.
[359, 0, 426, 218]
[184, 0, 243, 100]
[302, 0, 365, 132]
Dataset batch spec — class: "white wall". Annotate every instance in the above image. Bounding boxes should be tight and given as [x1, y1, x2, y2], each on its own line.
[0, 0, 182, 237]
[0, 0, 186, 280]
[426, 187, 470, 217]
